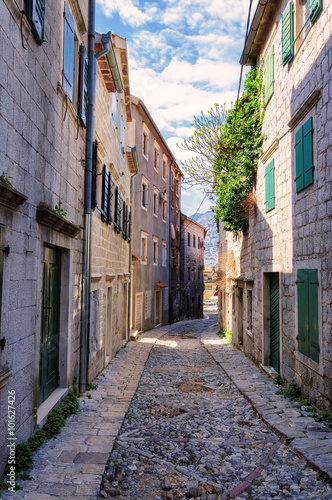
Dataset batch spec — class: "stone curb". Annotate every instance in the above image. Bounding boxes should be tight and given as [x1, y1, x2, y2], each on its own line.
[201, 328, 332, 481]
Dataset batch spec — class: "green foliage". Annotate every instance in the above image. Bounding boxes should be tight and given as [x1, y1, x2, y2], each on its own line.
[1, 390, 79, 491]
[213, 68, 264, 232]
[54, 204, 67, 217]
[217, 328, 232, 343]
[273, 374, 283, 386]
[0, 172, 13, 187]
[86, 382, 98, 391]
[276, 382, 302, 400]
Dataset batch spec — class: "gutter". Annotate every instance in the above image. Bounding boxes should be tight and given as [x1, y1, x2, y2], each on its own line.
[240, 0, 268, 65]
[95, 31, 123, 93]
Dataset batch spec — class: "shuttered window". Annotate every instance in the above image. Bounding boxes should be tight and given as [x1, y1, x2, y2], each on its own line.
[282, 1, 294, 66]
[296, 269, 319, 363]
[101, 165, 113, 224]
[265, 159, 275, 212]
[264, 45, 274, 104]
[114, 187, 122, 233]
[0, 225, 5, 334]
[91, 141, 98, 210]
[62, 3, 75, 102]
[294, 117, 314, 192]
[78, 44, 89, 125]
[26, 0, 45, 45]
[309, 0, 322, 22]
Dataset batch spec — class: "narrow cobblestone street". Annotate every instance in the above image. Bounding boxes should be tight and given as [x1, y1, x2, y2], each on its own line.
[2, 313, 332, 499]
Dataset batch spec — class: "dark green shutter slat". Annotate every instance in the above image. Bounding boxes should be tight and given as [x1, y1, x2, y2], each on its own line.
[270, 274, 280, 373]
[282, 2, 294, 65]
[107, 172, 113, 223]
[63, 3, 75, 102]
[310, 0, 322, 22]
[101, 165, 107, 221]
[78, 45, 88, 125]
[91, 141, 97, 210]
[265, 159, 275, 212]
[303, 117, 314, 188]
[308, 269, 319, 362]
[297, 269, 309, 356]
[294, 126, 304, 192]
[0, 225, 5, 335]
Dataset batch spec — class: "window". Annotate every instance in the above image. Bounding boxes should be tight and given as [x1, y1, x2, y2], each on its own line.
[62, 3, 75, 102]
[193, 235, 196, 248]
[296, 269, 319, 362]
[122, 202, 129, 240]
[145, 291, 151, 319]
[143, 131, 148, 158]
[141, 233, 147, 263]
[153, 190, 158, 217]
[187, 233, 190, 247]
[264, 45, 274, 104]
[247, 290, 252, 332]
[0, 225, 5, 334]
[153, 237, 159, 265]
[154, 147, 159, 171]
[142, 178, 148, 209]
[198, 236, 201, 248]
[192, 268, 196, 280]
[101, 165, 113, 224]
[295, 117, 314, 192]
[26, 0, 45, 45]
[114, 186, 122, 233]
[187, 266, 191, 281]
[162, 202, 167, 221]
[162, 158, 167, 180]
[265, 159, 275, 212]
[282, 0, 322, 66]
[111, 93, 117, 129]
[162, 241, 167, 267]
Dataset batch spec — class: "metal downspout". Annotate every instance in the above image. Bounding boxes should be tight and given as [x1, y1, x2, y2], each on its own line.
[128, 171, 139, 338]
[80, 0, 95, 394]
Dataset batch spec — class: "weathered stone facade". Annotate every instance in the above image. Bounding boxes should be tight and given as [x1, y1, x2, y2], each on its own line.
[0, 0, 88, 472]
[218, 0, 331, 410]
[180, 214, 206, 319]
[130, 97, 181, 332]
[88, 34, 134, 381]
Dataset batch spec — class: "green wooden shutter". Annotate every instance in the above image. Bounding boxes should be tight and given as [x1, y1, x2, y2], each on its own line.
[308, 269, 319, 362]
[296, 269, 309, 357]
[107, 172, 113, 224]
[264, 46, 274, 104]
[117, 189, 122, 232]
[310, 0, 322, 22]
[302, 117, 314, 188]
[91, 140, 97, 210]
[63, 3, 75, 102]
[265, 159, 275, 212]
[78, 45, 89, 125]
[0, 225, 5, 335]
[282, 2, 294, 65]
[26, 0, 45, 45]
[294, 126, 304, 192]
[101, 165, 108, 222]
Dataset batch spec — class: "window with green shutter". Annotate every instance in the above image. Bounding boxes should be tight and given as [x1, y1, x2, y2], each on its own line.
[309, 0, 322, 22]
[101, 165, 113, 224]
[114, 186, 122, 233]
[0, 225, 5, 335]
[265, 159, 275, 212]
[282, 1, 294, 65]
[26, 0, 45, 45]
[294, 117, 314, 192]
[62, 3, 75, 102]
[78, 44, 89, 125]
[264, 45, 274, 104]
[296, 269, 320, 363]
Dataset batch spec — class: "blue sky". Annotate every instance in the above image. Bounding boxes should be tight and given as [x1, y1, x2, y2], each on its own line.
[96, 0, 254, 215]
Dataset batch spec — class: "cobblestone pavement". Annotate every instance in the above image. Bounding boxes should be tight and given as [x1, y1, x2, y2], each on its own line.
[2, 313, 332, 499]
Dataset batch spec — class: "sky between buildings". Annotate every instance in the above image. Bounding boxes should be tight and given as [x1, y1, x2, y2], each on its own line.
[95, 0, 257, 216]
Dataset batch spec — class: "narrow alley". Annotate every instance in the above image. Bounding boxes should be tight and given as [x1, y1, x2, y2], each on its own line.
[3, 312, 331, 500]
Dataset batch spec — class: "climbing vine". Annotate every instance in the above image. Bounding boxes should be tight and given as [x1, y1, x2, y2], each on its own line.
[212, 68, 264, 233]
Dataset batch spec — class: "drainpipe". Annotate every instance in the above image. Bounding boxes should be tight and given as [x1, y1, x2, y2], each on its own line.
[128, 167, 139, 338]
[79, 0, 96, 394]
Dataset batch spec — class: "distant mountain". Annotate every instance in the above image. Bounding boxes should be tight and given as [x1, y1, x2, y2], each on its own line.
[190, 210, 218, 268]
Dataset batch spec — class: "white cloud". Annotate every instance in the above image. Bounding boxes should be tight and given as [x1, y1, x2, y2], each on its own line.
[98, 0, 151, 26]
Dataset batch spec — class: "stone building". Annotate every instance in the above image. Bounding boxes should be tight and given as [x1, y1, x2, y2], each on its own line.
[0, 0, 89, 472]
[203, 266, 218, 304]
[169, 163, 183, 323]
[88, 33, 136, 381]
[180, 215, 206, 319]
[130, 96, 181, 332]
[218, 0, 331, 409]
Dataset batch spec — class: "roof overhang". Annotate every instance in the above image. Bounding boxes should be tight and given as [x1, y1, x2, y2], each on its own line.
[95, 32, 123, 93]
[155, 282, 168, 288]
[240, 0, 280, 66]
[126, 146, 138, 174]
[112, 34, 132, 122]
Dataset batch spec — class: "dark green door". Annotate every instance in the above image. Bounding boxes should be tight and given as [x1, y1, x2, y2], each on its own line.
[269, 273, 280, 372]
[39, 247, 61, 405]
